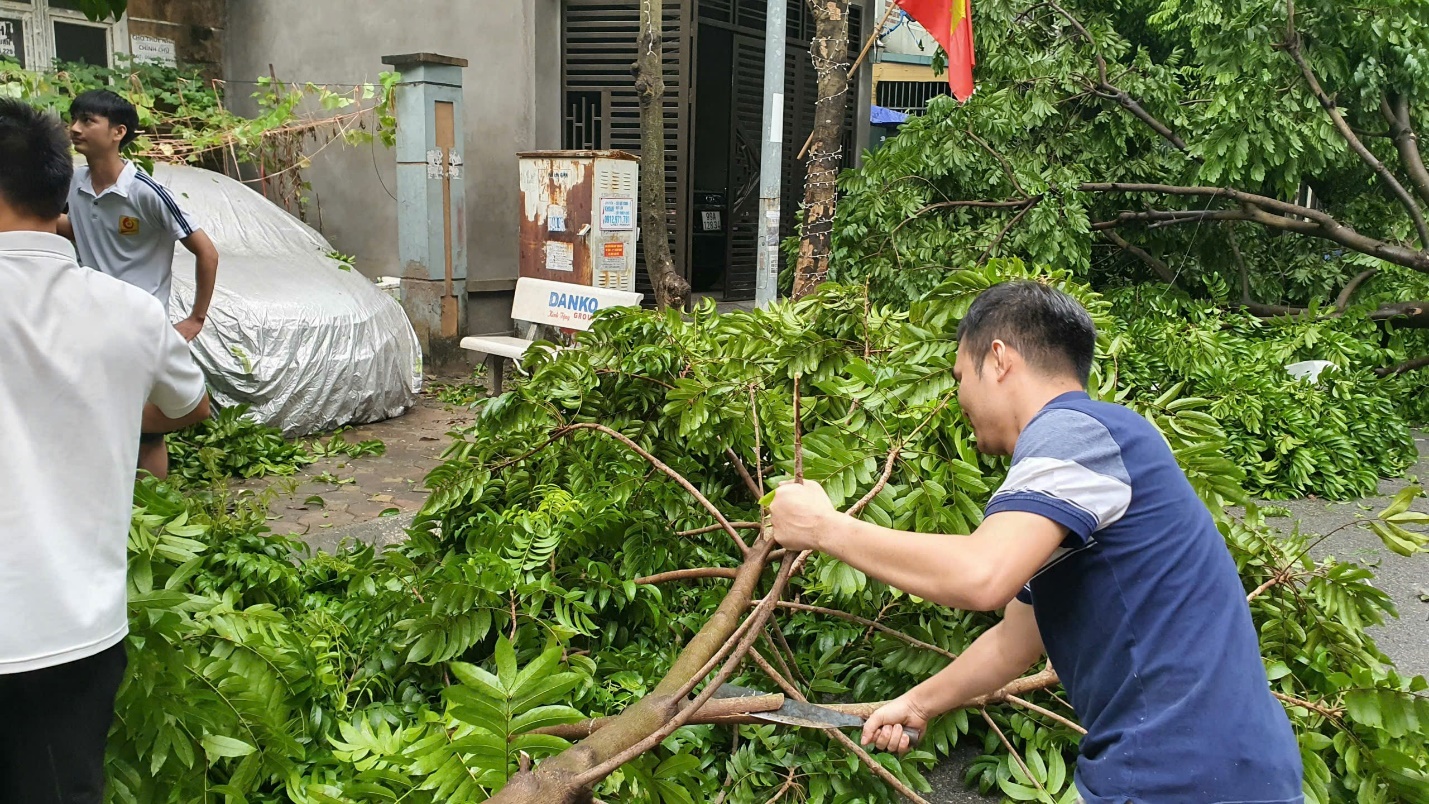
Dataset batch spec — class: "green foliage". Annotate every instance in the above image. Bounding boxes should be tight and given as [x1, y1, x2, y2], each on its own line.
[112, 477, 592, 803]
[167, 404, 385, 486]
[428, 368, 491, 409]
[831, 0, 1426, 297]
[113, 268, 1427, 802]
[1105, 286, 1420, 498]
[1, 57, 399, 193]
[823, 0, 1429, 424]
[407, 270, 1426, 802]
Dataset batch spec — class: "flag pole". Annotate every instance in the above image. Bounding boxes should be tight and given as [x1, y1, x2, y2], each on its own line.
[796, 0, 902, 161]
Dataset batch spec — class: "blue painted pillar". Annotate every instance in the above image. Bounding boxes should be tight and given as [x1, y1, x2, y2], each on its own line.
[381, 52, 469, 365]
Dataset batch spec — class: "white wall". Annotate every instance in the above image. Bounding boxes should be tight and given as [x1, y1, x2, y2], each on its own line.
[224, 0, 563, 286]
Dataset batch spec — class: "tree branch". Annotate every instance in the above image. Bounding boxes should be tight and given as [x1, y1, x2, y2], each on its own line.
[774, 600, 957, 660]
[1101, 230, 1180, 286]
[1227, 223, 1252, 303]
[1370, 300, 1429, 328]
[562, 423, 749, 555]
[1283, 3, 1429, 248]
[967, 127, 1029, 197]
[493, 514, 786, 801]
[1082, 182, 1429, 273]
[1044, 0, 1191, 154]
[1334, 269, 1378, 311]
[636, 567, 740, 585]
[977, 198, 1041, 266]
[531, 692, 788, 740]
[565, 551, 797, 791]
[1272, 690, 1345, 721]
[539, 667, 1069, 740]
[1377, 355, 1429, 377]
[677, 522, 762, 538]
[1003, 695, 1086, 735]
[980, 708, 1048, 798]
[1383, 94, 1429, 209]
[726, 446, 763, 499]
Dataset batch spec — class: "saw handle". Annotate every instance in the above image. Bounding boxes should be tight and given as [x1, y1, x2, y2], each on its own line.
[863, 724, 921, 748]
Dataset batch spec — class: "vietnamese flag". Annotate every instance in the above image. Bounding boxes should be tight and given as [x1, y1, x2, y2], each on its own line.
[897, 0, 975, 102]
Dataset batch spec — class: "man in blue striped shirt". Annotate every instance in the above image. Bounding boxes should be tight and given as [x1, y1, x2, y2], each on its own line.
[60, 89, 219, 479]
[771, 281, 1303, 803]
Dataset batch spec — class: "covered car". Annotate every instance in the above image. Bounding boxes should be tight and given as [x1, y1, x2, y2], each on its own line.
[155, 163, 422, 436]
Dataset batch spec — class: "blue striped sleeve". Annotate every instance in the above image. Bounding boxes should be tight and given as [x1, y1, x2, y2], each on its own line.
[135, 171, 196, 239]
[985, 409, 1132, 544]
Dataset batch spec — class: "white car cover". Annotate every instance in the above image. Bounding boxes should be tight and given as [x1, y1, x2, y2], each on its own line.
[155, 163, 422, 436]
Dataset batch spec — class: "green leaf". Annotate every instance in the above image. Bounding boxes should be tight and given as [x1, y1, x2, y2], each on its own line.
[200, 735, 256, 763]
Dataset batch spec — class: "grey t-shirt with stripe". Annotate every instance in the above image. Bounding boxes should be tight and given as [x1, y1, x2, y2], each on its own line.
[68, 161, 196, 313]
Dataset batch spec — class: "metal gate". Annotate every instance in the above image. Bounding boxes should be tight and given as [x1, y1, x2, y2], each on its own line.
[562, 0, 862, 299]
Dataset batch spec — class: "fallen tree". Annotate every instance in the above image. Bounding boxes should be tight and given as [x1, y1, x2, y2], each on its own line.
[829, 0, 1429, 381]
[109, 271, 1429, 801]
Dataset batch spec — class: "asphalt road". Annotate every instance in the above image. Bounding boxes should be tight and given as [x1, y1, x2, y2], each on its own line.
[922, 431, 1429, 803]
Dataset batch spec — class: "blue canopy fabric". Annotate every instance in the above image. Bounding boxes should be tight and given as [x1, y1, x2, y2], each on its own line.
[871, 104, 909, 125]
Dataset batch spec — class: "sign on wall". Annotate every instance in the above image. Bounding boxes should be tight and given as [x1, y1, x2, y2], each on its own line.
[130, 34, 176, 67]
[1, 18, 26, 64]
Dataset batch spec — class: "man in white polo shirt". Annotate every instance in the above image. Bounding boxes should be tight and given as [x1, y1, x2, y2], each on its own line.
[0, 98, 212, 803]
[59, 89, 220, 479]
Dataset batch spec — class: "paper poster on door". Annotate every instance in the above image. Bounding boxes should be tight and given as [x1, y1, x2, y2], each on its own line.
[546, 241, 575, 273]
[0, 18, 24, 63]
[600, 198, 635, 231]
[601, 242, 626, 272]
[547, 204, 568, 232]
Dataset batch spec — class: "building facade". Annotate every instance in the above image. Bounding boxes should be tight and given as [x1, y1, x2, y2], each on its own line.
[0, 0, 223, 75]
[6, 1, 874, 337]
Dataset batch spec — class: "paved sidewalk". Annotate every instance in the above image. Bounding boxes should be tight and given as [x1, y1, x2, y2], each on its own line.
[236, 389, 478, 554]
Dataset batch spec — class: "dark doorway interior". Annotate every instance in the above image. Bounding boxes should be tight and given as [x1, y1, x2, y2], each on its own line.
[691, 26, 734, 294]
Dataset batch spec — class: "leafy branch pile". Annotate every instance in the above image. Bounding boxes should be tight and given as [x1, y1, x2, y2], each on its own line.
[110, 270, 1429, 803]
[166, 404, 385, 486]
[1102, 285, 1421, 499]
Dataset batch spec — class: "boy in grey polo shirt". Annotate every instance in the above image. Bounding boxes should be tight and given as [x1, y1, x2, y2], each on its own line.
[59, 89, 220, 479]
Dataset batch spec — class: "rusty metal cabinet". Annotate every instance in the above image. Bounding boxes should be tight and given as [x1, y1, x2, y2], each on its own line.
[518, 151, 640, 293]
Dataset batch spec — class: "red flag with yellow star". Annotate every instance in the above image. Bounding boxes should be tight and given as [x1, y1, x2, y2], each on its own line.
[896, 0, 975, 102]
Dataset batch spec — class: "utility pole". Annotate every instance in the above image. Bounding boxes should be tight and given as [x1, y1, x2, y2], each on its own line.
[754, 0, 786, 308]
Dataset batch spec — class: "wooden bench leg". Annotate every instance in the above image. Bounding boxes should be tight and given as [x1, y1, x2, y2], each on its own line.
[486, 354, 504, 397]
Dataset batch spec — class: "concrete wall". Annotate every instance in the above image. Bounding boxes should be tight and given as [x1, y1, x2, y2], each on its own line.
[224, 0, 563, 325]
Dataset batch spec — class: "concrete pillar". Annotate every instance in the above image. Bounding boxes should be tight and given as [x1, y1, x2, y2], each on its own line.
[381, 52, 469, 369]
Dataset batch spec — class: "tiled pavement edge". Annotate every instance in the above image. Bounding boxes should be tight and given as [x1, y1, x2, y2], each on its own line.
[235, 391, 478, 555]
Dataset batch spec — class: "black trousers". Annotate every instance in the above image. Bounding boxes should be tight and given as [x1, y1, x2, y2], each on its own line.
[0, 642, 126, 804]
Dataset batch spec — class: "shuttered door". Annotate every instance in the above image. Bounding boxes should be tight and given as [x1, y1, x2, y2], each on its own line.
[563, 0, 692, 295]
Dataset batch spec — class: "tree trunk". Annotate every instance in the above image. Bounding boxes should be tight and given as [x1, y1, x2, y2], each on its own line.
[633, 0, 690, 311]
[793, 0, 853, 299]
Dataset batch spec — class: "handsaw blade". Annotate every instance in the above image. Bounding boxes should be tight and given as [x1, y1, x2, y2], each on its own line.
[713, 684, 921, 744]
[715, 684, 865, 729]
[752, 698, 868, 730]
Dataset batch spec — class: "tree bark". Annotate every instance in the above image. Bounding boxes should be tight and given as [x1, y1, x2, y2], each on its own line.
[1378, 355, 1429, 376]
[1382, 94, 1429, 210]
[634, 0, 691, 311]
[1283, 3, 1429, 249]
[1082, 182, 1429, 274]
[793, 0, 853, 299]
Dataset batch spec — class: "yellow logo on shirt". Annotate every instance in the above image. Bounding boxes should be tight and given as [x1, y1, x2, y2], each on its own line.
[118, 216, 141, 236]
